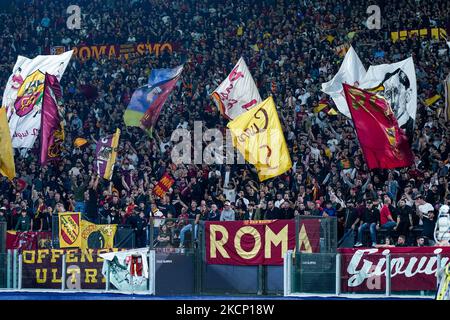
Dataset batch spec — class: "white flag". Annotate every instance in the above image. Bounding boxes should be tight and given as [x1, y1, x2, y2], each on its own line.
[211, 57, 262, 120]
[3, 51, 73, 148]
[360, 57, 417, 128]
[322, 47, 417, 129]
[321, 46, 366, 118]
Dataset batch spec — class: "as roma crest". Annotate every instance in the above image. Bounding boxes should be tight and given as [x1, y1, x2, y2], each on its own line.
[14, 70, 45, 117]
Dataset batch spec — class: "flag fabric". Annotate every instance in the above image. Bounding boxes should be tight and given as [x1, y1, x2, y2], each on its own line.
[74, 137, 88, 148]
[211, 57, 262, 120]
[314, 98, 338, 116]
[58, 212, 82, 248]
[94, 129, 120, 180]
[0, 107, 16, 181]
[227, 96, 292, 181]
[321, 46, 367, 117]
[40, 74, 65, 165]
[100, 248, 150, 291]
[153, 173, 175, 199]
[362, 57, 417, 129]
[424, 94, 442, 107]
[124, 65, 183, 129]
[445, 73, 450, 121]
[80, 220, 117, 250]
[322, 48, 417, 130]
[335, 43, 350, 57]
[3, 51, 73, 148]
[6, 231, 52, 251]
[343, 84, 414, 169]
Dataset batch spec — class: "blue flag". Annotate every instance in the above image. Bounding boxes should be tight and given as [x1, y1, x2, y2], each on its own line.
[124, 65, 183, 129]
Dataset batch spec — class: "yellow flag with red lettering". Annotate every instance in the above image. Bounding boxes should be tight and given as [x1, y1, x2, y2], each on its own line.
[227, 96, 292, 181]
[0, 107, 16, 181]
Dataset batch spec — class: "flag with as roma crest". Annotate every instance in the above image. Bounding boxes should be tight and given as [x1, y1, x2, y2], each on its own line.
[58, 212, 82, 248]
[343, 84, 414, 169]
[2, 51, 73, 149]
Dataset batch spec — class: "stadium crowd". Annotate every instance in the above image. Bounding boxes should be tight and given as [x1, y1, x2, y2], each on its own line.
[0, 0, 449, 248]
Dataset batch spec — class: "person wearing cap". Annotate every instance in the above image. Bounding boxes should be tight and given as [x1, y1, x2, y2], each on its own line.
[220, 201, 236, 221]
[354, 199, 380, 247]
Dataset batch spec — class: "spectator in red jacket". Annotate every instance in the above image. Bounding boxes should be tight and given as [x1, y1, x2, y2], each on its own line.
[380, 198, 397, 233]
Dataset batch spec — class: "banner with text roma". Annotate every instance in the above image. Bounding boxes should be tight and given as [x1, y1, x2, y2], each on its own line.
[206, 219, 320, 265]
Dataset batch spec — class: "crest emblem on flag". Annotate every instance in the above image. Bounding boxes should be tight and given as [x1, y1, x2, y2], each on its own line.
[14, 70, 45, 117]
[59, 212, 81, 248]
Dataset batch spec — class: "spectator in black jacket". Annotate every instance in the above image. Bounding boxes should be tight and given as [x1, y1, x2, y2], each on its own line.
[265, 201, 281, 220]
[280, 201, 294, 220]
[206, 204, 220, 221]
[355, 200, 380, 247]
[394, 199, 414, 238]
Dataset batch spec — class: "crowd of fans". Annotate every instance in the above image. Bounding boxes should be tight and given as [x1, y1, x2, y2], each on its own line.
[0, 0, 449, 249]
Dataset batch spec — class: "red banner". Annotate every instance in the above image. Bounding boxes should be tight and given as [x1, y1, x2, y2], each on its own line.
[6, 231, 52, 251]
[339, 247, 450, 292]
[206, 219, 321, 265]
[153, 173, 175, 199]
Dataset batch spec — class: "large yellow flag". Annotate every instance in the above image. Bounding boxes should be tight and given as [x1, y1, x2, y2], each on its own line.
[227, 96, 292, 181]
[0, 107, 16, 181]
[80, 220, 117, 249]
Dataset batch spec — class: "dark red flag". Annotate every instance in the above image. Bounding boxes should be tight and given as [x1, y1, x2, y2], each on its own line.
[343, 84, 414, 169]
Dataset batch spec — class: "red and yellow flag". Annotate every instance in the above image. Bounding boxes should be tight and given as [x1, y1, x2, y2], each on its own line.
[343, 84, 414, 169]
[59, 212, 82, 248]
[153, 172, 175, 199]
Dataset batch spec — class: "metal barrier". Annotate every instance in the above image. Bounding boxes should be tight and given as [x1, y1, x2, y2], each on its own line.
[2, 248, 156, 294]
[284, 250, 447, 298]
[3, 216, 337, 296]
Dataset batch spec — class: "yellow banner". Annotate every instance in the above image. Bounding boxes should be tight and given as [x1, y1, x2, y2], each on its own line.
[391, 27, 447, 42]
[227, 96, 292, 181]
[0, 107, 16, 181]
[80, 220, 117, 250]
[59, 212, 82, 248]
[104, 128, 120, 180]
[445, 74, 450, 121]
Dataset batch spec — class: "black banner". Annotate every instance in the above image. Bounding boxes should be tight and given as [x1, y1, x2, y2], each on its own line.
[21, 249, 121, 289]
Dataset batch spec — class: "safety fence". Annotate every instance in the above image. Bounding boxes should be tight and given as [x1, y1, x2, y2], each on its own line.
[283, 247, 450, 298]
[0, 249, 156, 294]
[0, 216, 337, 295]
